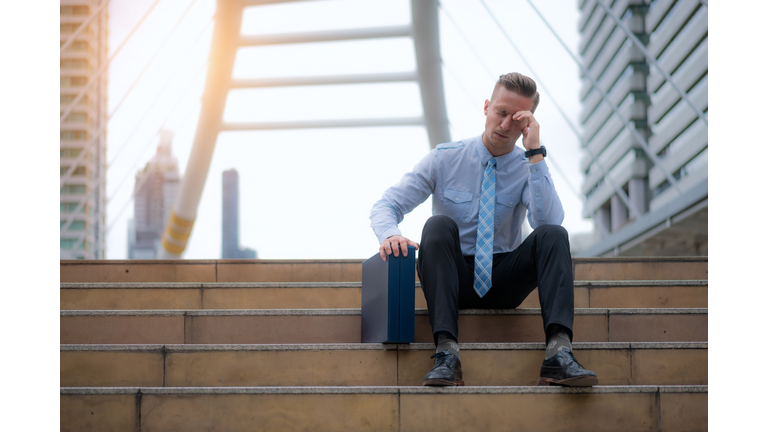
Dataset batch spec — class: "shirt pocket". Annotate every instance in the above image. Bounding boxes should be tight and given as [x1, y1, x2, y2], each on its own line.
[443, 189, 473, 222]
[495, 193, 521, 226]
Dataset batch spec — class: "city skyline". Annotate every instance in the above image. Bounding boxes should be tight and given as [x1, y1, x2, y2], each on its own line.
[103, 0, 590, 260]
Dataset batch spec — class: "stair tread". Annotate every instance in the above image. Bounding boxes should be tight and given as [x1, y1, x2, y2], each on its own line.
[61, 385, 708, 395]
[60, 307, 709, 316]
[60, 280, 708, 288]
[60, 341, 709, 351]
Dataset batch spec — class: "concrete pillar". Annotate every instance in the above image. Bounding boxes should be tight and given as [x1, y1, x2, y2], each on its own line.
[629, 178, 648, 215]
[611, 194, 628, 231]
[596, 204, 611, 240]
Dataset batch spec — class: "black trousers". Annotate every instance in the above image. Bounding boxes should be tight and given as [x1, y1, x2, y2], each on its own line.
[416, 215, 574, 343]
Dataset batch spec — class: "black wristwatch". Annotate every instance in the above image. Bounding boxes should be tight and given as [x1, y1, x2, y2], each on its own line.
[524, 146, 546, 158]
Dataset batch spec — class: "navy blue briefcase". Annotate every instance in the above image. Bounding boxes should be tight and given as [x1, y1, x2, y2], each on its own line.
[361, 245, 416, 343]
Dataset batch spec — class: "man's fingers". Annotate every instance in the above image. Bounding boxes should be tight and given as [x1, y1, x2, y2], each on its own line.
[381, 236, 419, 260]
[399, 238, 409, 257]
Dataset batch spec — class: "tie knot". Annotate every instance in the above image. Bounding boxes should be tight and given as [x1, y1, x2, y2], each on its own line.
[487, 158, 496, 167]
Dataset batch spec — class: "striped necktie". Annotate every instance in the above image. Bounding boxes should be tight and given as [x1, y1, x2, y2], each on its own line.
[474, 157, 496, 297]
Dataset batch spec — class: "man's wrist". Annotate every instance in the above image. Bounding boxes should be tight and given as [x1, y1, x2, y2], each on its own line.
[524, 145, 546, 159]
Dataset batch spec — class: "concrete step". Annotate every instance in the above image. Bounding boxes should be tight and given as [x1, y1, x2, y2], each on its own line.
[61, 385, 707, 431]
[61, 342, 707, 387]
[60, 257, 708, 283]
[60, 280, 708, 310]
[60, 308, 708, 344]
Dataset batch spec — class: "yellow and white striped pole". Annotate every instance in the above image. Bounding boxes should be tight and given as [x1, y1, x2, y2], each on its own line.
[156, 0, 242, 259]
[160, 209, 195, 257]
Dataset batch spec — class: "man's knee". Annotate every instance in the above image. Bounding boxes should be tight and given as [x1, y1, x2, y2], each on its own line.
[421, 216, 459, 245]
[531, 224, 570, 248]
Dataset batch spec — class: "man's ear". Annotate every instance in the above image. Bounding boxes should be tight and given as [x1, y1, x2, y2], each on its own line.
[483, 99, 490, 115]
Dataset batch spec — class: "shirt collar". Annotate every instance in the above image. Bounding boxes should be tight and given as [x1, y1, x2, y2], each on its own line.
[473, 133, 517, 167]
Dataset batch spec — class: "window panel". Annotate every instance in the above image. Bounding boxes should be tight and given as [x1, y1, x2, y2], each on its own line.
[60, 202, 85, 213]
[60, 130, 87, 141]
[61, 59, 89, 69]
[60, 76, 88, 87]
[60, 239, 85, 250]
[60, 166, 87, 176]
[60, 95, 88, 106]
[60, 185, 86, 195]
[60, 148, 83, 158]
[64, 113, 87, 123]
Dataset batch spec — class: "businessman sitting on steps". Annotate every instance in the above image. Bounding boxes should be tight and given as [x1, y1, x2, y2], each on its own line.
[369, 72, 597, 387]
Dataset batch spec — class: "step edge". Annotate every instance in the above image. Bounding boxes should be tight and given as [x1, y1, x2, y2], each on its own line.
[59, 341, 708, 352]
[60, 308, 709, 317]
[59, 280, 708, 289]
[60, 385, 708, 395]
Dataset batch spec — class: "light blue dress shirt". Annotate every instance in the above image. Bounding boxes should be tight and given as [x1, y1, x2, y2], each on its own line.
[370, 134, 565, 256]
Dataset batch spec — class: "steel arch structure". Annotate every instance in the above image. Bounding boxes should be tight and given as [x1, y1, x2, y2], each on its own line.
[158, 0, 450, 258]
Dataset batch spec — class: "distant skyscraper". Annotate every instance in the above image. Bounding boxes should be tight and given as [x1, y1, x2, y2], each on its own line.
[128, 131, 181, 259]
[222, 169, 257, 259]
[60, 0, 109, 258]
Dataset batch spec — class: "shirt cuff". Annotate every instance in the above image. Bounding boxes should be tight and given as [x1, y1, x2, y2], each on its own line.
[377, 227, 403, 245]
[528, 159, 550, 176]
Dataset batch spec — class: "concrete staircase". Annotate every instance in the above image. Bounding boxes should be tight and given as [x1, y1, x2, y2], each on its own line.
[61, 257, 707, 431]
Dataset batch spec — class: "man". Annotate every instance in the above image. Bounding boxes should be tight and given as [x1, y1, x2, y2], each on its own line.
[369, 72, 597, 387]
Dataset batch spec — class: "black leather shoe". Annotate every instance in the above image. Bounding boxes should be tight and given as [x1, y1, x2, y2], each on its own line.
[539, 348, 598, 387]
[423, 350, 464, 386]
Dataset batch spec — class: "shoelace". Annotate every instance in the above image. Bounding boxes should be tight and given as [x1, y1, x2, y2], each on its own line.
[430, 351, 449, 366]
[563, 349, 585, 369]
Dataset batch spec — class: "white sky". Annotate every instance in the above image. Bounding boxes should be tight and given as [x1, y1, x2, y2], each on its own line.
[3, 1, 768, 428]
[106, 0, 591, 259]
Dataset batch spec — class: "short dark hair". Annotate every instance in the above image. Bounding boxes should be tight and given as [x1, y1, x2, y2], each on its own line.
[490, 72, 540, 113]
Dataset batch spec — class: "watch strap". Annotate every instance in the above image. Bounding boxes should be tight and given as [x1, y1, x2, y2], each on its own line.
[524, 146, 546, 158]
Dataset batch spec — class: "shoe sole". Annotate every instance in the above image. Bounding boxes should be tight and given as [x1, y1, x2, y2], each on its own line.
[422, 379, 465, 386]
[538, 376, 598, 387]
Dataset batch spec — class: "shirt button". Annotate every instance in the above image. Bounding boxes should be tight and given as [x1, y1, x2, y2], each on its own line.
[532, 169, 536, 173]
[536, 193, 540, 196]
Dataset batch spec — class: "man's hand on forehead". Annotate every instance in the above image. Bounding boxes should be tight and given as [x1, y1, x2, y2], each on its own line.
[513, 111, 541, 153]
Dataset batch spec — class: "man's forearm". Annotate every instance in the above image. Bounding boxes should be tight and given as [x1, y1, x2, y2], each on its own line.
[527, 160, 564, 226]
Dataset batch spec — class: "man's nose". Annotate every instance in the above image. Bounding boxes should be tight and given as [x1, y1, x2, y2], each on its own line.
[500, 115, 513, 130]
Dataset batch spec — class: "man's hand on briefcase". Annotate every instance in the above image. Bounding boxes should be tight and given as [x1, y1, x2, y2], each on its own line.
[379, 235, 419, 261]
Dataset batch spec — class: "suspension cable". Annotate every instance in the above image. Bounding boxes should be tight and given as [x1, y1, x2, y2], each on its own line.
[60, 0, 112, 54]
[61, 15, 213, 188]
[475, 0, 641, 218]
[60, 60, 207, 236]
[107, 62, 209, 202]
[65, 101, 202, 257]
[593, 0, 707, 126]
[524, 0, 684, 198]
[438, 3, 495, 78]
[60, 0, 166, 125]
[441, 2, 585, 204]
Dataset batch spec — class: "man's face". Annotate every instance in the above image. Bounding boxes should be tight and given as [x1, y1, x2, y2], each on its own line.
[482, 86, 536, 155]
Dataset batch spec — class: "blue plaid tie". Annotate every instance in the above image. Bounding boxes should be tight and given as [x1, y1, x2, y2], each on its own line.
[474, 157, 496, 297]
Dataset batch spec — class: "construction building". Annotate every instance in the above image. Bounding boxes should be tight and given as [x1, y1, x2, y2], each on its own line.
[60, 0, 109, 258]
[577, 0, 707, 256]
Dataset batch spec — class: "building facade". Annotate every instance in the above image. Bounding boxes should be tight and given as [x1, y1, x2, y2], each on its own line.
[222, 169, 257, 259]
[60, 0, 109, 258]
[128, 132, 181, 259]
[576, 0, 707, 256]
